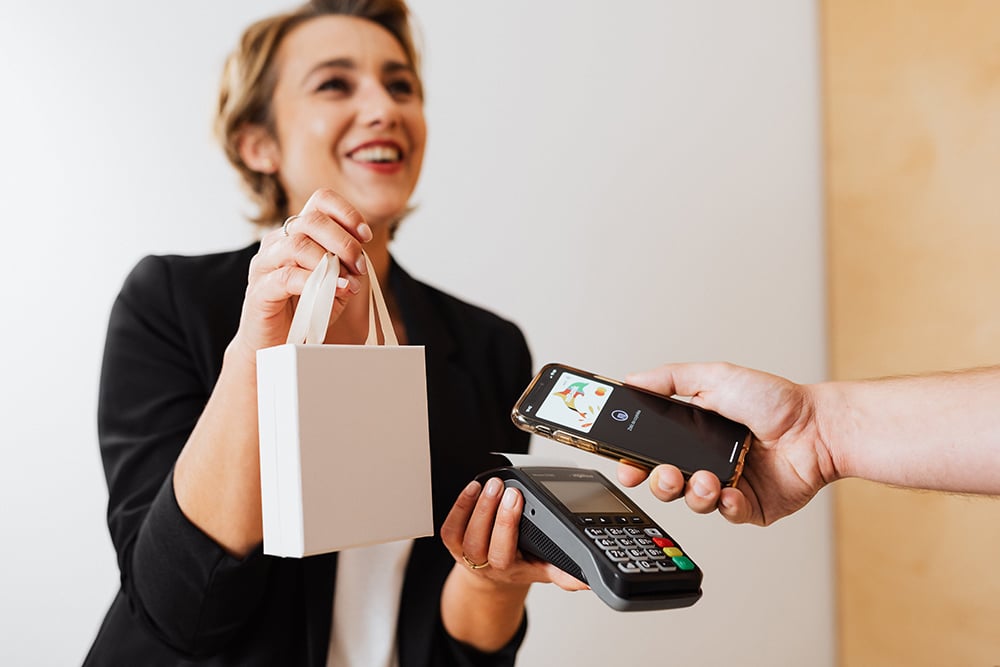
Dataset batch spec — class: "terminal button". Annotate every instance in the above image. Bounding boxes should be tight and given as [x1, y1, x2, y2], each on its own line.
[672, 556, 696, 571]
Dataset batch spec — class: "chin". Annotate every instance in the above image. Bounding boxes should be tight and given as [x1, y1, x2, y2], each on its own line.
[358, 202, 410, 229]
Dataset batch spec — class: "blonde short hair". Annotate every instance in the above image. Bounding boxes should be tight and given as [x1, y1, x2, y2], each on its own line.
[214, 0, 422, 229]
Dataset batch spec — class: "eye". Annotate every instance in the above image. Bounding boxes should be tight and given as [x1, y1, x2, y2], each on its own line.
[386, 78, 416, 98]
[317, 77, 351, 94]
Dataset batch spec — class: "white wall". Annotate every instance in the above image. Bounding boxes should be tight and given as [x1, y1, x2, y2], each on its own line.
[0, 1, 829, 665]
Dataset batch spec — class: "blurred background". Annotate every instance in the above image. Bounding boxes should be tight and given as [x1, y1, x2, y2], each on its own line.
[0, 1, 996, 665]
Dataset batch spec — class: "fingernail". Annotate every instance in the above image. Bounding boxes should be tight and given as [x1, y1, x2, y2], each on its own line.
[656, 473, 675, 495]
[355, 256, 368, 275]
[693, 479, 712, 498]
[720, 495, 733, 510]
[463, 480, 481, 497]
[624, 371, 646, 384]
[485, 478, 502, 497]
[338, 276, 361, 294]
[501, 487, 518, 509]
[358, 223, 373, 242]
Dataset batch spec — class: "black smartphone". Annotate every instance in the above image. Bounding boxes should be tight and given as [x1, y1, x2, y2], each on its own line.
[511, 363, 752, 485]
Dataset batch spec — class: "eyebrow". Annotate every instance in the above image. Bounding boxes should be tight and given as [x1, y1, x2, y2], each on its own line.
[302, 58, 417, 85]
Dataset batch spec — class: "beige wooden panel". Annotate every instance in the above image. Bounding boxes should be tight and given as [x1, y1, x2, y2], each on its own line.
[822, 0, 1000, 665]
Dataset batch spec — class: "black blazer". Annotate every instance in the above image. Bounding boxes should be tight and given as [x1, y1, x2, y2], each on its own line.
[84, 243, 531, 666]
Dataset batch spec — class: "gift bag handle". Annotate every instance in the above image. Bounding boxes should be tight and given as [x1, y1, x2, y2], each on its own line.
[285, 251, 398, 346]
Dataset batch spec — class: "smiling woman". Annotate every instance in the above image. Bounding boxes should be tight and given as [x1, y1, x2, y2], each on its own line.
[219, 9, 426, 238]
[215, 0, 424, 234]
[83, 1, 583, 666]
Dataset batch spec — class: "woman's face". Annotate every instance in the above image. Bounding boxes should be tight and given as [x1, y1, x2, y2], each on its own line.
[267, 15, 426, 228]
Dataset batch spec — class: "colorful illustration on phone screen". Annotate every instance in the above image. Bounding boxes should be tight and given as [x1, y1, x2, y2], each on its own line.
[535, 372, 614, 433]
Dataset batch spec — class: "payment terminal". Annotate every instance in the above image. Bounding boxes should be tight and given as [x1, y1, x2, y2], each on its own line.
[475, 466, 702, 611]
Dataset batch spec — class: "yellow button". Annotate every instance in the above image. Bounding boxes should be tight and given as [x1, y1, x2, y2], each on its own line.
[663, 547, 683, 557]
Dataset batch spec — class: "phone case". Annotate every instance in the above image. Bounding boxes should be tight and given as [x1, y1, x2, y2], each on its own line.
[511, 363, 751, 486]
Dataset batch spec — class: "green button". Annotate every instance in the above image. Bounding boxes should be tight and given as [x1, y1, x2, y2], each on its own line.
[672, 556, 695, 571]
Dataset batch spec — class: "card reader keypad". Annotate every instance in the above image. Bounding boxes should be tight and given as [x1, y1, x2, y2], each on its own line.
[583, 521, 696, 573]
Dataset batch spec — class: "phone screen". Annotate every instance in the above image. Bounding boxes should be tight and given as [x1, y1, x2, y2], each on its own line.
[520, 365, 749, 479]
[535, 370, 615, 433]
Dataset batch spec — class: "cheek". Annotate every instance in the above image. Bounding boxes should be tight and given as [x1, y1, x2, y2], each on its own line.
[305, 115, 336, 140]
[405, 108, 427, 146]
[408, 119, 428, 165]
[413, 122, 428, 152]
[279, 110, 344, 162]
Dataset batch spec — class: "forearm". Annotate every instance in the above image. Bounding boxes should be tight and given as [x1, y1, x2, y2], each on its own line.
[440, 565, 528, 653]
[812, 366, 1000, 494]
[174, 341, 264, 557]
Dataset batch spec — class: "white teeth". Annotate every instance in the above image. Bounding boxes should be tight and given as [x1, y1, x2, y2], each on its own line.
[351, 145, 401, 163]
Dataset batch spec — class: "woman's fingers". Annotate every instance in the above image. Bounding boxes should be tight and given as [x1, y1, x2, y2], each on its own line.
[285, 208, 368, 277]
[244, 264, 311, 308]
[266, 222, 329, 270]
[251, 186, 372, 282]
[251, 220, 365, 298]
[459, 477, 505, 566]
[442, 478, 591, 590]
[239, 187, 374, 350]
[542, 563, 589, 591]
[486, 487, 523, 570]
[243, 259, 359, 313]
[300, 188, 371, 242]
[294, 188, 371, 274]
[440, 480, 482, 560]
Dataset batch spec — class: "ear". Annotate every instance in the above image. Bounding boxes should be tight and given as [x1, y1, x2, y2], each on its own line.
[237, 123, 280, 174]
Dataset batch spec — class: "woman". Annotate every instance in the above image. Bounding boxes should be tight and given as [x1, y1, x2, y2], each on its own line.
[85, 1, 581, 665]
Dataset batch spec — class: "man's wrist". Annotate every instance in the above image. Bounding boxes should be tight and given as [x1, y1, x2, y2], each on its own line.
[807, 381, 851, 484]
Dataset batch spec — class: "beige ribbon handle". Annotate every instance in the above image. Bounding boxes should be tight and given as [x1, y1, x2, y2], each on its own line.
[284, 251, 399, 347]
[363, 252, 398, 347]
[286, 252, 339, 345]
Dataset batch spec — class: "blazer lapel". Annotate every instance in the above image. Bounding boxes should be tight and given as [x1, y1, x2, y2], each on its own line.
[389, 260, 491, 522]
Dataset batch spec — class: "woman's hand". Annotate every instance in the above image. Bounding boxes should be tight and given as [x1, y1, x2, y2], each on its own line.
[438, 477, 588, 652]
[176, 186, 372, 557]
[441, 477, 589, 591]
[231, 188, 373, 361]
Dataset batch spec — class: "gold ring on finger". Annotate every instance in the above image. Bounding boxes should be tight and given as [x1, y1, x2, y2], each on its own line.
[462, 553, 490, 570]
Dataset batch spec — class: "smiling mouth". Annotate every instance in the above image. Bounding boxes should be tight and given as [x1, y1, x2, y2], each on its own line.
[349, 145, 402, 164]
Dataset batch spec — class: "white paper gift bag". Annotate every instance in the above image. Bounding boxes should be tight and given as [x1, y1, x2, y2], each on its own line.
[256, 251, 433, 557]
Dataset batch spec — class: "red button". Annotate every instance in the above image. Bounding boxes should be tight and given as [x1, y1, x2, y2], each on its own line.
[652, 537, 674, 548]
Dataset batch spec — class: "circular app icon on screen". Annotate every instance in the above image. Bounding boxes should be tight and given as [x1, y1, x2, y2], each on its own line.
[611, 409, 629, 422]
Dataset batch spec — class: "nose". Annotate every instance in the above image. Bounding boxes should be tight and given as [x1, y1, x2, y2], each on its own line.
[356, 80, 400, 129]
